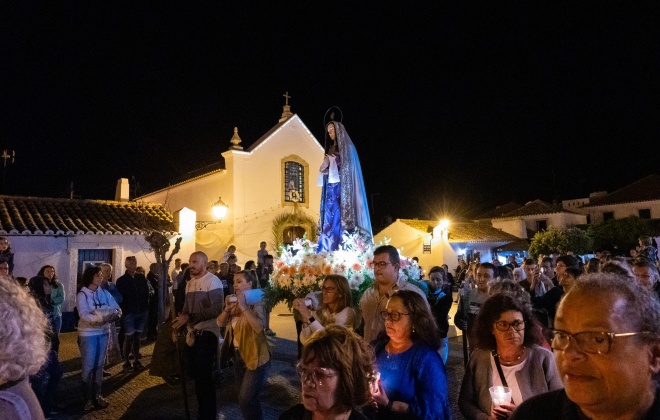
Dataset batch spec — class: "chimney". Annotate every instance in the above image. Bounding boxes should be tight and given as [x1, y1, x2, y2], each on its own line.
[115, 178, 130, 202]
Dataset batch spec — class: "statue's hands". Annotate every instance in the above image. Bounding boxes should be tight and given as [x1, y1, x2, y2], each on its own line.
[319, 155, 330, 173]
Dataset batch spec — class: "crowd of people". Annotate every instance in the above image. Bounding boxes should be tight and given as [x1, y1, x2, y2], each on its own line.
[2, 233, 660, 419]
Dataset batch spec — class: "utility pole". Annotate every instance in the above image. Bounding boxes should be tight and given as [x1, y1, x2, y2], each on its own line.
[1, 149, 15, 193]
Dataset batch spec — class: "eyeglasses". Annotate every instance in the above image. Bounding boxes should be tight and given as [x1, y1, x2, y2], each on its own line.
[322, 286, 336, 293]
[296, 364, 337, 387]
[371, 261, 393, 269]
[494, 320, 525, 332]
[380, 310, 410, 322]
[551, 330, 651, 355]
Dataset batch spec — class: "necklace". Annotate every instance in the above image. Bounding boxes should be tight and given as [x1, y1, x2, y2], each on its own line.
[496, 347, 527, 365]
[385, 341, 412, 359]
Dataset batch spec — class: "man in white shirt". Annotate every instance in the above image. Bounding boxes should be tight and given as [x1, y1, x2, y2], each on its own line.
[359, 245, 428, 344]
[170, 258, 182, 292]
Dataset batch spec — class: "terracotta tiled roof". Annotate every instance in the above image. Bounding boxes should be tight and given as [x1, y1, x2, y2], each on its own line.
[398, 219, 521, 243]
[0, 196, 176, 235]
[398, 219, 435, 234]
[583, 174, 660, 207]
[475, 202, 522, 221]
[493, 238, 531, 252]
[494, 199, 580, 218]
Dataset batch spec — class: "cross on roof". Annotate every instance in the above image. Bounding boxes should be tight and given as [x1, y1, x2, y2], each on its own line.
[283, 91, 291, 106]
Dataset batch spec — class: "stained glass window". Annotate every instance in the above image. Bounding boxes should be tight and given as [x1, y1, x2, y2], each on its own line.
[284, 161, 304, 203]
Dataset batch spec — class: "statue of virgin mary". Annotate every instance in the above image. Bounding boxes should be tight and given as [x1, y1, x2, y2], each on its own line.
[317, 112, 372, 252]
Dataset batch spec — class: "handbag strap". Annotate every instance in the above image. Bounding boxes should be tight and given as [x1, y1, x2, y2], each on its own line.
[491, 350, 515, 405]
[491, 350, 508, 387]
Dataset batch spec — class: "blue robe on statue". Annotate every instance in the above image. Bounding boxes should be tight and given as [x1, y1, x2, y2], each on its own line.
[317, 121, 372, 252]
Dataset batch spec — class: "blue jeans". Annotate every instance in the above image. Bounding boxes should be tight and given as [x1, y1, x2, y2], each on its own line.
[78, 333, 109, 388]
[122, 311, 148, 335]
[235, 351, 270, 420]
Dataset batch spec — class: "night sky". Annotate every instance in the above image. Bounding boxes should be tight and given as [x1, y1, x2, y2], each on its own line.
[2, 3, 659, 229]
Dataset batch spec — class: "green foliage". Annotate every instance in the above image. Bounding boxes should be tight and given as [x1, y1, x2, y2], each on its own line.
[528, 227, 593, 259]
[269, 208, 318, 254]
[587, 216, 650, 254]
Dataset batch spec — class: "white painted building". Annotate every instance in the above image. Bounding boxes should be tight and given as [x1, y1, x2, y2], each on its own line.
[0, 195, 180, 331]
[374, 219, 524, 273]
[579, 174, 660, 224]
[139, 106, 325, 264]
[489, 199, 588, 239]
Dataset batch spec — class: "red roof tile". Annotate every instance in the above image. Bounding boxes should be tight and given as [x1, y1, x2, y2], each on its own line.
[0, 196, 176, 235]
[398, 219, 521, 243]
[583, 174, 660, 207]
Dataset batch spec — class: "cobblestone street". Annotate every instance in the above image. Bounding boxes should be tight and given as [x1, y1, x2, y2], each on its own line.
[49, 302, 466, 419]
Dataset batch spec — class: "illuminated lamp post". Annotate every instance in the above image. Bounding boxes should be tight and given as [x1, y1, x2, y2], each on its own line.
[196, 197, 228, 230]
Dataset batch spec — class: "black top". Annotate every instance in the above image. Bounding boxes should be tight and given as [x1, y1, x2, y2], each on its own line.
[28, 275, 53, 314]
[511, 388, 660, 420]
[279, 404, 368, 420]
[116, 271, 150, 314]
[428, 288, 453, 338]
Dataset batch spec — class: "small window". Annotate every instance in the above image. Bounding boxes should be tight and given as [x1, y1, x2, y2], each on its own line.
[284, 162, 304, 203]
[536, 220, 547, 232]
[639, 209, 651, 220]
[603, 212, 614, 221]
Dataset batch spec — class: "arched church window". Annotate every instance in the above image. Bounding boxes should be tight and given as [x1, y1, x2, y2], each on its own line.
[284, 161, 305, 203]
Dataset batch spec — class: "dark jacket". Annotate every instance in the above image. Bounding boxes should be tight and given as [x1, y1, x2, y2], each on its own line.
[428, 287, 453, 338]
[116, 271, 150, 314]
[0, 249, 14, 274]
[28, 275, 53, 314]
[511, 388, 660, 420]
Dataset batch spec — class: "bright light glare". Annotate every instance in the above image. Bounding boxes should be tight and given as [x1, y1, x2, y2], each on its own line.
[439, 219, 450, 230]
[212, 197, 228, 220]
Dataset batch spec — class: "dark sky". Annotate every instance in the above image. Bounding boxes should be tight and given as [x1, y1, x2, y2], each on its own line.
[2, 2, 659, 228]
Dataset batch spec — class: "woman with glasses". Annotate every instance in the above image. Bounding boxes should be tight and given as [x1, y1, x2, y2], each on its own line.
[77, 266, 121, 411]
[294, 275, 359, 346]
[459, 294, 561, 419]
[280, 325, 374, 420]
[370, 290, 450, 419]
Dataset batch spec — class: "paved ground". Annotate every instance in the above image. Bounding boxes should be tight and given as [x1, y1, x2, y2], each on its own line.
[49, 300, 467, 420]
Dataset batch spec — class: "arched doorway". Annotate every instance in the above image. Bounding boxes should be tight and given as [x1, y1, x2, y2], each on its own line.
[283, 226, 306, 247]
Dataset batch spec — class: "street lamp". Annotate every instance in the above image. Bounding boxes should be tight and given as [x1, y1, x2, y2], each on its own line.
[433, 219, 450, 239]
[196, 197, 228, 230]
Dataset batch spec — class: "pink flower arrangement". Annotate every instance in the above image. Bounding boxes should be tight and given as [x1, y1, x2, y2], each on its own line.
[265, 233, 423, 309]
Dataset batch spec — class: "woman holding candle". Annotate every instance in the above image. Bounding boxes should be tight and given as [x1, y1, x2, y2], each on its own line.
[370, 290, 450, 419]
[458, 294, 562, 419]
[293, 275, 359, 346]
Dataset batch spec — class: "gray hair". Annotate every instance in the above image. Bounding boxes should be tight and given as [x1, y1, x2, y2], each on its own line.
[568, 273, 660, 339]
[567, 272, 660, 386]
[0, 275, 50, 382]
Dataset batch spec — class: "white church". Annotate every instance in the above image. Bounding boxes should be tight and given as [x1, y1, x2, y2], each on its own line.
[139, 99, 325, 264]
